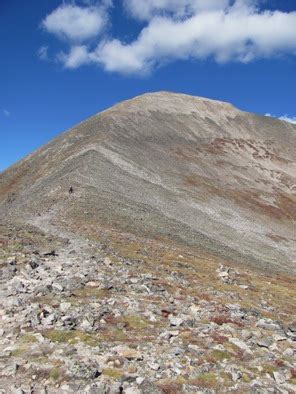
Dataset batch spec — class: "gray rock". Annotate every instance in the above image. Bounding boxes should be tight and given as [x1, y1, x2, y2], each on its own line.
[273, 371, 287, 385]
[68, 363, 101, 380]
[256, 318, 281, 331]
[140, 381, 164, 394]
[169, 315, 184, 327]
[257, 337, 273, 348]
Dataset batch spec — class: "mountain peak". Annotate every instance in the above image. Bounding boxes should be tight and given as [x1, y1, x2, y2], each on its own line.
[105, 91, 238, 118]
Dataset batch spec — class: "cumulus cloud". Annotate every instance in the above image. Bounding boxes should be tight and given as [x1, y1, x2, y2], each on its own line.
[96, 5, 296, 74]
[42, 2, 109, 42]
[265, 113, 296, 125]
[41, 0, 296, 74]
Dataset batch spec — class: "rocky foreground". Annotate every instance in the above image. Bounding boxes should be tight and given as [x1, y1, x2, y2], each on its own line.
[0, 223, 295, 393]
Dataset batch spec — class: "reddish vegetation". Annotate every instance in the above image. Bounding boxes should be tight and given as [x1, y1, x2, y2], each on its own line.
[212, 332, 229, 344]
[211, 315, 243, 327]
[274, 359, 285, 368]
[158, 383, 183, 394]
[211, 315, 233, 325]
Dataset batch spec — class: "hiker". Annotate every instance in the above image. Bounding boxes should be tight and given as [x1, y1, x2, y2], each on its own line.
[69, 186, 74, 195]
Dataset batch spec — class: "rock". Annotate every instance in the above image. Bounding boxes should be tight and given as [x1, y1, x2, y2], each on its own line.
[43, 250, 58, 257]
[60, 302, 71, 312]
[14, 389, 25, 394]
[287, 323, 296, 340]
[170, 347, 185, 356]
[226, 366, 242, 382]
[52, 282, 64, 292]
[80, 319, 93, 331]
[5, 296, 20, 307]
[8, 277, 24, 293]
[283, 348, 294, 357]
[43, 312, 57, 325]
[273, 371, 287, 384]
[116, 346, 143, 361]
[68, 363, 101, 380]
[29, 260, 39, 269]
[287, 322, 296, 332]
[124, 387, 141, 394]
[273, 333, 287, 341]
[188, 344, 204, 356]
[140, 381, 164, 394]
[229, 338, 252, 354]
[257, 337, 273, 348]
[169, 315, 184, 327]
[136, 377, 145, 385]
[189, 305, 200, 318]
[218, 271, 229, 278]
[256, 318, 281, 331]
[1, 363, 19, 377]
[86, 281, 100, 287]
[148, 362, 160, 371]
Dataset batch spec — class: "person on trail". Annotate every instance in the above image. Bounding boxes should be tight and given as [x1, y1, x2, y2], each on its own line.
[69, 186, 74, 195]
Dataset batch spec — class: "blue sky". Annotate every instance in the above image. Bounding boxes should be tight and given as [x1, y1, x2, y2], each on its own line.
[1, 0, 296, 172]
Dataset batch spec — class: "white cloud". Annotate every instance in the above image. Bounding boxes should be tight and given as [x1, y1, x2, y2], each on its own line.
[123, 0, 230, 20]
[279, 115, 296, 124]
[38, 45, 49, 60]
[42, 3, 109, 42]
[265, 113, 296, 125]
[41, 0, 296, 74]
[58, 45, 90, 69]
[96, 5, 296, 74]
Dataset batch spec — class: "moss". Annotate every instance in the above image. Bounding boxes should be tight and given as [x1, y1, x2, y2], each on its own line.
[73, 287, 107, 300]
[261, 363, 277, 375]
[289, 378, 296, 385]
[219, 372, 233, 387]
[242, 373, 252, 383]
[44, 330, 99, 347]
[208, 350, 231, 362]
[189, 373, 217, 388]
[102, 368, 124, 380]
[21, 334, 38, 344]
[124, 315, 151, 330]
[103, 328, 128, 342]
[50, 367, 61, 381]
[11, 344, 29, 357]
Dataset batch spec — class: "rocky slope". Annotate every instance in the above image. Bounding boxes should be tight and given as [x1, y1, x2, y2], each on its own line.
[0, 92, 295, 393]
[0, 223, 295, 393]
[1, 92, 296, 273]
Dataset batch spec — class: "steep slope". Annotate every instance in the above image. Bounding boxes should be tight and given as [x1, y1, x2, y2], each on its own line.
[0, 92, 296, 273]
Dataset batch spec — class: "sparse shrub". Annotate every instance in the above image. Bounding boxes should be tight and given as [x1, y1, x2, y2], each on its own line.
[50, 367, 61, 381]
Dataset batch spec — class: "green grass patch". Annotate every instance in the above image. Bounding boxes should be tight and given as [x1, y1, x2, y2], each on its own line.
[124, 315, 151, 330]
[50, 367, 61, 381]
[102, 368, 124, 380]
[44, 329, 99, 347]
[189, 373, 217, 388]
[208, 350, 232, 362]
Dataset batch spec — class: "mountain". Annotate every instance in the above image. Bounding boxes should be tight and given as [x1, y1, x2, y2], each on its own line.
[1, 92, 296, 393]
[1, 92, 296, 273]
